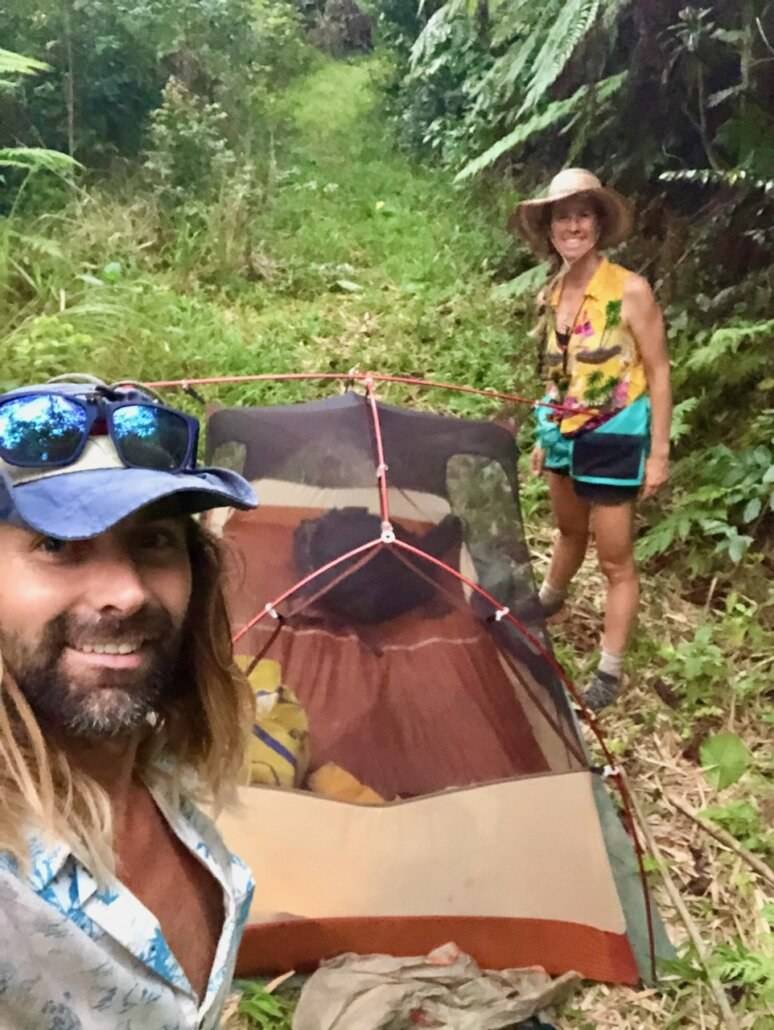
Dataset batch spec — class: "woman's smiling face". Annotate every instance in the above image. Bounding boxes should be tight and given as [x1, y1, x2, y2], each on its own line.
[549, 193, 601, 263]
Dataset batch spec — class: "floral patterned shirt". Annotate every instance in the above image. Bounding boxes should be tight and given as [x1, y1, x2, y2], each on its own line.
[544, 257, 647, 436]
[0, 784, 254, 1030]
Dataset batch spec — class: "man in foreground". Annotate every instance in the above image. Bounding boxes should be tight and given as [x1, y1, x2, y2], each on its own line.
[0, 377, 257, 1029]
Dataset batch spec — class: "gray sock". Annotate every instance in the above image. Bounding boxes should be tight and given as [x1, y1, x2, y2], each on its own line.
[598, 648, 623, 680]
[539, 581, 566, 608]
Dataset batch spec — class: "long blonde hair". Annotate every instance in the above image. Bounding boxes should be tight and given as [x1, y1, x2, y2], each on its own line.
[0, 519, 253, 880]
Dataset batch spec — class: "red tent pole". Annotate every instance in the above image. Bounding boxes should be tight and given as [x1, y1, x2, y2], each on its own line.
[363, 378, 391, 526]
[232, 538, 381, 645]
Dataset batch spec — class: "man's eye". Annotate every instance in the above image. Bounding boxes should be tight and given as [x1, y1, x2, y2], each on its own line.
[38, 536, 67, 554]
[139, 528, 183, 550]
[142, 531, 172, 548]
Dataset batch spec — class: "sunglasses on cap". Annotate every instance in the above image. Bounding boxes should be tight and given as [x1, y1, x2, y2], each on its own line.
[0, 386, 199, 473]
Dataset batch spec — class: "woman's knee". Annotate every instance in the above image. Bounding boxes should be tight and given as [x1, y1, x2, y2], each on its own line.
[598, 552, 638, 585]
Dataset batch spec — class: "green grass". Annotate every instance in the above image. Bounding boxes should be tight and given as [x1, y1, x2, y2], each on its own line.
[1, 58, 529, 418]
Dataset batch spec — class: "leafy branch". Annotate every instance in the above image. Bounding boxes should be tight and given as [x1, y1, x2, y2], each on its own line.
[456, 71, 626, 181]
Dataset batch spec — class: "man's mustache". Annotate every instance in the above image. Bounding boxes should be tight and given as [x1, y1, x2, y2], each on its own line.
[49, 609, 176, 650]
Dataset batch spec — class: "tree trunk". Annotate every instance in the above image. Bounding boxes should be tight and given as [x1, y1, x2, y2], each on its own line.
[63, 0, 76, 158]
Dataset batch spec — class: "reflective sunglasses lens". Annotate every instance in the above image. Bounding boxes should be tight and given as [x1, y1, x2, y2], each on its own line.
[0, 394, 87, 465]
[111, 405, 191, 471]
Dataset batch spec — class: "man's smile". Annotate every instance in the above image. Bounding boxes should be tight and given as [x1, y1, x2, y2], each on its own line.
[64, 640, 152, 671]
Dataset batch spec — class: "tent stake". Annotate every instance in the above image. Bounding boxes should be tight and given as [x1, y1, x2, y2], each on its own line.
[619, 771, 741, 1030]
[666, 794, 774, 889]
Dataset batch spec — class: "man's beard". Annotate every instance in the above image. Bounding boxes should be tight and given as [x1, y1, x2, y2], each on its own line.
[1, 607, 185, 740]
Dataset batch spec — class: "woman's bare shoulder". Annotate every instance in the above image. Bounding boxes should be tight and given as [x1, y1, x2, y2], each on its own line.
[622, 271, 656, 304]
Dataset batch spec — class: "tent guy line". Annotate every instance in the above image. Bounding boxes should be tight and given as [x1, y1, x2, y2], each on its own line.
[144, 370, 598, 417]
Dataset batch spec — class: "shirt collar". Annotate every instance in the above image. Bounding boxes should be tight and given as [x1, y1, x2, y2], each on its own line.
[23, 832, 71, 894]
[18, 774, 179, 895]
[550, 256, 609, 306]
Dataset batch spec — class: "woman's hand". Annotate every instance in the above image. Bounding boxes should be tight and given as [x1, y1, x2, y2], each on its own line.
[642, 454, 669, 498]
[531, 445, 546, 476]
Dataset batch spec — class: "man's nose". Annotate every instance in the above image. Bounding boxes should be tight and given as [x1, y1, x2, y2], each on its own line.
[81, 544, 149, 615]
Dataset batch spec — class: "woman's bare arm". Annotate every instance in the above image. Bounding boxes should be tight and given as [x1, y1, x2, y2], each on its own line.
[623, 274, 672, 498]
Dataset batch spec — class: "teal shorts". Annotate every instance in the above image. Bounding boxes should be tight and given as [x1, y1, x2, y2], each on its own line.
[537, 396, 651, 503]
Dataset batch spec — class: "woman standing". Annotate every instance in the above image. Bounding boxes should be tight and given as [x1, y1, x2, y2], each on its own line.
[510, 168, 672, 712]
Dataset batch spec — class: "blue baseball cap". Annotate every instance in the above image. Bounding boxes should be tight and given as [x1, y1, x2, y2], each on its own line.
[0, 379, 257, 540]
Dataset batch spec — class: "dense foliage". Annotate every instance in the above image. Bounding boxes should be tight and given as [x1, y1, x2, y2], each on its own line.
[377, 0, 774, 186]
[0, 0, 307, 163]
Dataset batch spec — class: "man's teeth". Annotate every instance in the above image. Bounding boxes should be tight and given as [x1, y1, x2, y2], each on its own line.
[77, 642, 142, 655]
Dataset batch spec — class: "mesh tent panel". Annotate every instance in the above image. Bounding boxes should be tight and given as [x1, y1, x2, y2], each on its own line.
[207, 392, 586, 797]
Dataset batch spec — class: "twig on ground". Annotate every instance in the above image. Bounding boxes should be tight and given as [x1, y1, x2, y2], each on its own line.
[666, 794, 774, 888]
[703, 576, 718, 615]
[265, 971, 296, 994]
[620, 770, 741, 1030]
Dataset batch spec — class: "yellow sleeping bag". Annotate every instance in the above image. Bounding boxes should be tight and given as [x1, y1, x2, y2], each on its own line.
[237, 658, 310, 788]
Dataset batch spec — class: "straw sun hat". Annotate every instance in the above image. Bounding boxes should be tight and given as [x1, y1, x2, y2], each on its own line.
[508, 168, 633, 255]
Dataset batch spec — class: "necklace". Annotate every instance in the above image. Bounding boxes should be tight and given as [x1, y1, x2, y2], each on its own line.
[552, 291, 587, 378]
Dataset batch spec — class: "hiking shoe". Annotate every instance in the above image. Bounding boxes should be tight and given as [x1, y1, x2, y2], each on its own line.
[537, 593, 566, 617]
[583, 670, 621, 712]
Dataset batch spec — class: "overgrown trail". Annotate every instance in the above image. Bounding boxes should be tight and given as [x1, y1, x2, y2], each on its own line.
[222, 56, 522, 413]
[2, 57, 518, 410]
[272, 59, 491, 285]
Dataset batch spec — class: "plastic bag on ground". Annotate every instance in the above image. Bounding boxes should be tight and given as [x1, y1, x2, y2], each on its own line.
[292, 942, 580, 1030]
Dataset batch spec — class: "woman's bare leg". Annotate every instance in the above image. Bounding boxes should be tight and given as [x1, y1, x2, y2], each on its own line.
[592, 501, 639, 655]
[544, 472, 591, 592]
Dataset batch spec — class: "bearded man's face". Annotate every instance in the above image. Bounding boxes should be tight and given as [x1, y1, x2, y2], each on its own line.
[0, 513, 193, 739]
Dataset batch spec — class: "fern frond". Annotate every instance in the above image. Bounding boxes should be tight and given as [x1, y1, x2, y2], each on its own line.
[0, 48, 49, 78]
[660, 168, 774, 195]
[492, 261, 550, 299]
[489, 0, 543, 48]
[518, 0, 603, 114]
[411, 1, 470, 67]
[0, 48, 48, 93]
[5, 229, 67, 261]
[0, 148, 81, 174]
[483, 4, 554, 103]
[670, 397, 699, 444]
[456, 71, 626, 181]
[686, 320, 774, 371]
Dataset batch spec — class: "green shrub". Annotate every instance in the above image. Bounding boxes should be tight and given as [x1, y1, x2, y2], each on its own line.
[143, 79, 239, 205]
[0, 0, 309, 165]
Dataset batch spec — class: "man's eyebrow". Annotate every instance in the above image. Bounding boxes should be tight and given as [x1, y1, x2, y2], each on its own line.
[138, 516, 187, 529]
[133, 505, 188, 524]
[127, 513, 189, 536]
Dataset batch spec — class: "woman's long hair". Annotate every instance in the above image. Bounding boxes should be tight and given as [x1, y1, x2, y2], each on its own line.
[0, 518, 253, 881]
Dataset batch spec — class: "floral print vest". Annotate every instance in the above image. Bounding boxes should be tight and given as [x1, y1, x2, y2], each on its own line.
[544, 257, 647, 436]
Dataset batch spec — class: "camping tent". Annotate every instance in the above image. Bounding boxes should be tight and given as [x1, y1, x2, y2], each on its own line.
[202, 384, 670, 985]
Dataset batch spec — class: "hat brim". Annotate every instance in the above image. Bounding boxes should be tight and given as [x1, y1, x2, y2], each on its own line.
[10, 466, 257, 540]
[507, 186, 633, 255]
